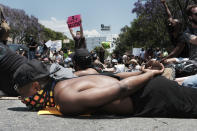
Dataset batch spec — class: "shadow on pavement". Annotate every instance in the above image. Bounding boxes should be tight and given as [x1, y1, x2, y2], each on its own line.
[57, 114, 131, 119]
[7, 107, 29, 112]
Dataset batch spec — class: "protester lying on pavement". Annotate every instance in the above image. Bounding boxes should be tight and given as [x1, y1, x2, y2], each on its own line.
[12, 57, 197, 118]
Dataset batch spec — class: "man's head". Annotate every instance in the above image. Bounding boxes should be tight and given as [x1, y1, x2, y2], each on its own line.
[76, 31, 81, 39]
[16, 77, 49, 99]
[17, 81, 40, 98]
[130, 59, 138, 66]
[73, 48, 93, 71]
[13, 60, 50, 96]
[187, 5, 197, 25]
[14, 60, 52, 111]
[167, 18, 182, 33]
[16, 76, 53, 111]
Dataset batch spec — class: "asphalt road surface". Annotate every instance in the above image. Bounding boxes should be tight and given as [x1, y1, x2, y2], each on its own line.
[1, 98, 197, 131]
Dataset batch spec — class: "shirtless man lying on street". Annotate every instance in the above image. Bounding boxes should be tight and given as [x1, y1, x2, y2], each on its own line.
[14, 58, 197, 118]
[2, 41, 197, 117]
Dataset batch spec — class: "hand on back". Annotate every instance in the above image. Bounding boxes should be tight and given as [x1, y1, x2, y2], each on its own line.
[141, 60, 164, 76]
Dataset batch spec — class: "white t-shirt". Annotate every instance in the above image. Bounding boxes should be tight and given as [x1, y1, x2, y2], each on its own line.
[140, 51, 145, 59]
[114, 64, 125, 73]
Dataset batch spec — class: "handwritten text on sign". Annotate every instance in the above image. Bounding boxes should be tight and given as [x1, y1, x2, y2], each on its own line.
[67, 15, 81, 28]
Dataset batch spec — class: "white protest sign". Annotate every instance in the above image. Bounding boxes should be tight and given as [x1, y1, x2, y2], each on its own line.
[45, 40, 52, 48]
[45, 40, 62, 51]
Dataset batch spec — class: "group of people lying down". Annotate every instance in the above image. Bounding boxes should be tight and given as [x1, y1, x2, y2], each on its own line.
[1, 42, 197, 118]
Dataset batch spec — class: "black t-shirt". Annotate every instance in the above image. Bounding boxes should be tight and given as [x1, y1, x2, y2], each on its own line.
[170, 33, 189, 58]
[29, 41, 38, 51]
[74, 36, 86, 49]
[182, 27, 197, 61]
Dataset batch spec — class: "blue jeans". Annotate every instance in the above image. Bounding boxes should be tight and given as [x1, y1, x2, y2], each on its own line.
[182, 74, 197, 88]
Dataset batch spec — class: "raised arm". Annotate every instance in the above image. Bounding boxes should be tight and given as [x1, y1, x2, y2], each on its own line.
[68, 28, 75, 39]
[80, 19, 84, 38]
[161, 0, 173, 19]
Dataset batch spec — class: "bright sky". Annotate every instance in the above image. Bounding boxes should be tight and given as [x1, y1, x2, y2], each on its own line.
[0, 0, 137, 38]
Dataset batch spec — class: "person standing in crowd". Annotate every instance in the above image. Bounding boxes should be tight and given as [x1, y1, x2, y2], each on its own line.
[28, 35, 38, 60]
[160, 0, 189, 63]
[68, 19, 86, 50]
[98, 46, 105, 64]
[35, 43, 44, 60]
[154, 47, 161, 60]
[139, 48, 145, 61]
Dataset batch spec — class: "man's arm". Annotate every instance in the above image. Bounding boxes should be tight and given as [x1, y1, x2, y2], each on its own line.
[80, 20, 84, 38]
[29, 43, 38, 49]
[69, 28, 75, 39]
[115, 71, 143, 79]
[57, 63, 164, 114]
[161, 42, 185, 62]
[185, 33, 197, 45]
[32, 44, 38, 48]
[161, 0, 172, 19]
[58, 71, 159, 114]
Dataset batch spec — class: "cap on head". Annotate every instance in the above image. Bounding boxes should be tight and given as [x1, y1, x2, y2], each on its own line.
[13, 59, 50, 88]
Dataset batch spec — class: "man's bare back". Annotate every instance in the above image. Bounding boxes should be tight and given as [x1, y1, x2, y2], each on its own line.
[54, 75, 134, 115]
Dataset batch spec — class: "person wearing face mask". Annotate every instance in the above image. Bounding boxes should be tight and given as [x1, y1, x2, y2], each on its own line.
[68, 19, 86, 50]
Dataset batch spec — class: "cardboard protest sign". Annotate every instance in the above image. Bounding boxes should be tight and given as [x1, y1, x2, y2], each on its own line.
[67, 14, 81, 28]
[45, 40, 62, 51]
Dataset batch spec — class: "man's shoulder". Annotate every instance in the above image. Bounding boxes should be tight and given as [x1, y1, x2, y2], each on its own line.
[86, 68, 99, 74]
[180, 27, 195, 43]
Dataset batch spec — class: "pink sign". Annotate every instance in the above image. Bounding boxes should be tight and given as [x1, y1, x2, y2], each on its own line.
[67, 15, 81, 28]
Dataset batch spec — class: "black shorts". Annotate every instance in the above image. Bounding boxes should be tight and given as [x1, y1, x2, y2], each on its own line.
[131, 76, 197, 118]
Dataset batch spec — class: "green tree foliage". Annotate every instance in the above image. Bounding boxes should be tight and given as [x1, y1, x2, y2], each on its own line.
[1, 4, 74, 49]
[114, 0, 196, 55]
[42, 27, 67, 41]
